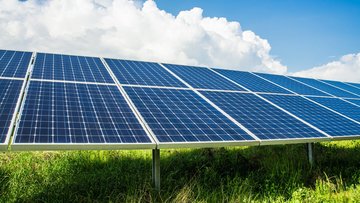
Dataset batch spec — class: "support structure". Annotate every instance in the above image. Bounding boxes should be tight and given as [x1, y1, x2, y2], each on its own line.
[152, 149, 160, 191]
[307, 143, 314, 167]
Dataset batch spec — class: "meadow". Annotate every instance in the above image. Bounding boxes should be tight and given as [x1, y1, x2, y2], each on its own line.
[1, 141, 360, 202]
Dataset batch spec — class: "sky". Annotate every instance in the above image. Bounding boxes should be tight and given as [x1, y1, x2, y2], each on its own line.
[156, 0, 360, 72]
[1, 0, 360, 82]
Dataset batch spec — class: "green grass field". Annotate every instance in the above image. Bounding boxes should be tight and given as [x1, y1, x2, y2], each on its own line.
[1, 141, 360, 202]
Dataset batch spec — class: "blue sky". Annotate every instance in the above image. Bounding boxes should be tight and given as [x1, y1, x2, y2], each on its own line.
[156, 0, 360, 72]
[1, 0, 359, 81]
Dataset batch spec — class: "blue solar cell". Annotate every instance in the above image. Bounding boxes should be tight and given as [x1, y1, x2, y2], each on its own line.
[164, 64, 245, 91]
[201, 91, 325, 140]
[32, 53, 114, 83]
[345, 99, 360, 107]
[321, 80, 360, 96]
[105, 59, 186, 87]
[346, 82, 360, 89]
[0, 50, 32, 78]
[214, 69, 292, 94]
[262, 94, 360, 137]
[0, 79, 23, 143]
[255, 73, 330, 96]
[124, 87, 254, 143]
[306, 97, 360, 122]
[291, 77, 359, 98]
[15, 81, 151, 144]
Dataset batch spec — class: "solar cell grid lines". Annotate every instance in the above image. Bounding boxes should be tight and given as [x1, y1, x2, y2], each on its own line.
[200, 91, 326, 141]
[291, 77, 359, 98]
[3, 48, 360, 191]
[254, 73, 331, 96]
[0, 50, 32, 78]
[306, 97, 360, 122]
[262, 94, 360, 137]
[163, 64, 246, 91]
[14, 81, 152, 147]
[345, 99, 360, 107]
[32, 53, 114, 83]
[321, 80, 360, 96]
[214, 69, 293, 94]
[104, 59, 187, 87]
[1, 48, 360, 152]
[347, 82, 360, 89]
[0, 79, 23, 144]
[124, 86, 255, 145]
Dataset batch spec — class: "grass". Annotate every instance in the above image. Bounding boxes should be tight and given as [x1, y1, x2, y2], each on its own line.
[1, 141, 360, 202]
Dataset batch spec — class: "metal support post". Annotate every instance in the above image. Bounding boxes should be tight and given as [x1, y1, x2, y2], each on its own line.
[152, 149, 160, 191]
[307, 143, 314, 167]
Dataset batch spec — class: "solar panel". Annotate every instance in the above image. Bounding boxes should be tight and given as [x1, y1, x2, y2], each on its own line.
[345, 99, 360, 107]
[321, 80, 360, 96]
[262, 94, 360, 137]
[0, 79, 23, 146]
[346, 82, 360, 89]
[32, 53, 114, 83]
[163, 64, 245, 91]
[254, 73, 331, 96]
[0, 50, 32, 78]
[104, 59, 186, 87]
[214, 69, 292, 94]
[2, 48, 360, 152]
[124, 87, 255, 146]
[14, 81, 153, 149]
[291, 77, 359, 98]
[201, 91, 326, 141]
[306, 96, 360, 122]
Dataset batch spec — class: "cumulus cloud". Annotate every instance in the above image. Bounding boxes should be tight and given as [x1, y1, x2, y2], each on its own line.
[293, 53, 360, 82]
[0, 0, 287, 74]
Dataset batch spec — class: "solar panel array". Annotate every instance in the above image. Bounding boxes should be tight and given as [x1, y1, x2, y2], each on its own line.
[12, 52, 156, 150]
[0, 50, 32, 150]
[0, 49, 359, 151]
[200, 91, 326, 140]
[125, 87, 255, 146]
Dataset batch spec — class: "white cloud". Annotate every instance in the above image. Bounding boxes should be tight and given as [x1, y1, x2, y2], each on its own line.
[0, 0, 287, 74]
[293, 53, 360, 82]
